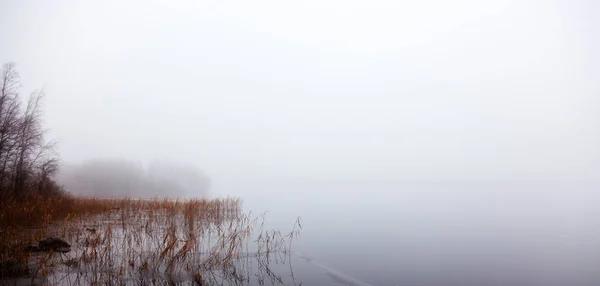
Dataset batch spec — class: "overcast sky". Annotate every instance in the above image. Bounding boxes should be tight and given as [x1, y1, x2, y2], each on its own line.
[1, 0, 598, 182]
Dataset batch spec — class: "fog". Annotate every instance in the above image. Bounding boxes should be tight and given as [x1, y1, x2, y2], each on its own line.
[1, 0, 599, 185]
[56, 159, 210, 197]
[2, 1, 600, 285]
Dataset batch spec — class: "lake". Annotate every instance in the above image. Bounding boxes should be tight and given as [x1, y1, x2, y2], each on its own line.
[213, 180, 600, 286]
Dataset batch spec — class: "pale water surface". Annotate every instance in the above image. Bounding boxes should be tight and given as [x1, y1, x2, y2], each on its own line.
[213, 181, 600, 286]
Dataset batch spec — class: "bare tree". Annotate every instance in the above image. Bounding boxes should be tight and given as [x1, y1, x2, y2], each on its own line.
[0, 63, 22, 191]
[0, 62, 60, 198]
[36, 156, 60, 195]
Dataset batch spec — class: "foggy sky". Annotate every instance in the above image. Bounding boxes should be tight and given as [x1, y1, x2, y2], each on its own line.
[1, 0, 598, 182]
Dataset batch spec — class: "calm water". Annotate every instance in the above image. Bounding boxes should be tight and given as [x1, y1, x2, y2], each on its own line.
[213, 180, 600, 286]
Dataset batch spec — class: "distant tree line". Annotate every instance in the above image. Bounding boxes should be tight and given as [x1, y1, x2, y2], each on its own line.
[56, 159, 210, 198]
[0, 62, 60, 199]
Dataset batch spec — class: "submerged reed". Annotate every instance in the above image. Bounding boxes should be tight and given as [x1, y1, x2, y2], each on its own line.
[0, 196, 301, 285]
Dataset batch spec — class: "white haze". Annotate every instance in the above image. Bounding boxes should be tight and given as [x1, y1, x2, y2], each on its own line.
[0, 0, 599, 184]
[2, 2, 600, 284]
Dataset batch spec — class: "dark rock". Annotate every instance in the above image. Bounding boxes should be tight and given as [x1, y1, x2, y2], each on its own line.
[23, 245, 41, 253]
[38, 237, 71, 252]
[0, 257, 28, 278]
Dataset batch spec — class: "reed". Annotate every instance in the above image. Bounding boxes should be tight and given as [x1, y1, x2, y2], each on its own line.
[0, 195, 301, 285]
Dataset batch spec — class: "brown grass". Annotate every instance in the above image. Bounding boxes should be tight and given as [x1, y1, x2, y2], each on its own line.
[0, 195, 301, 285]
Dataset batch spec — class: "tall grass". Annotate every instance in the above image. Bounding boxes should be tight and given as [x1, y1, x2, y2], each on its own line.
[0, 195, 301, 285]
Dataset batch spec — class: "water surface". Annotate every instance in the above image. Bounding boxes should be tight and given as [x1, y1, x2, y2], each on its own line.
[213, 180, 600, 286]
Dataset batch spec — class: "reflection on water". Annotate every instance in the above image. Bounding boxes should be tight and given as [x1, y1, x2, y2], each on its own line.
[7, 198, 310, 286]
[215, 180, 600, 286]
[8, 181, 598, 286]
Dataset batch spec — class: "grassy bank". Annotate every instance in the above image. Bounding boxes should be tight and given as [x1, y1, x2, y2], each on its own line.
[0, 194, 300, 285]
